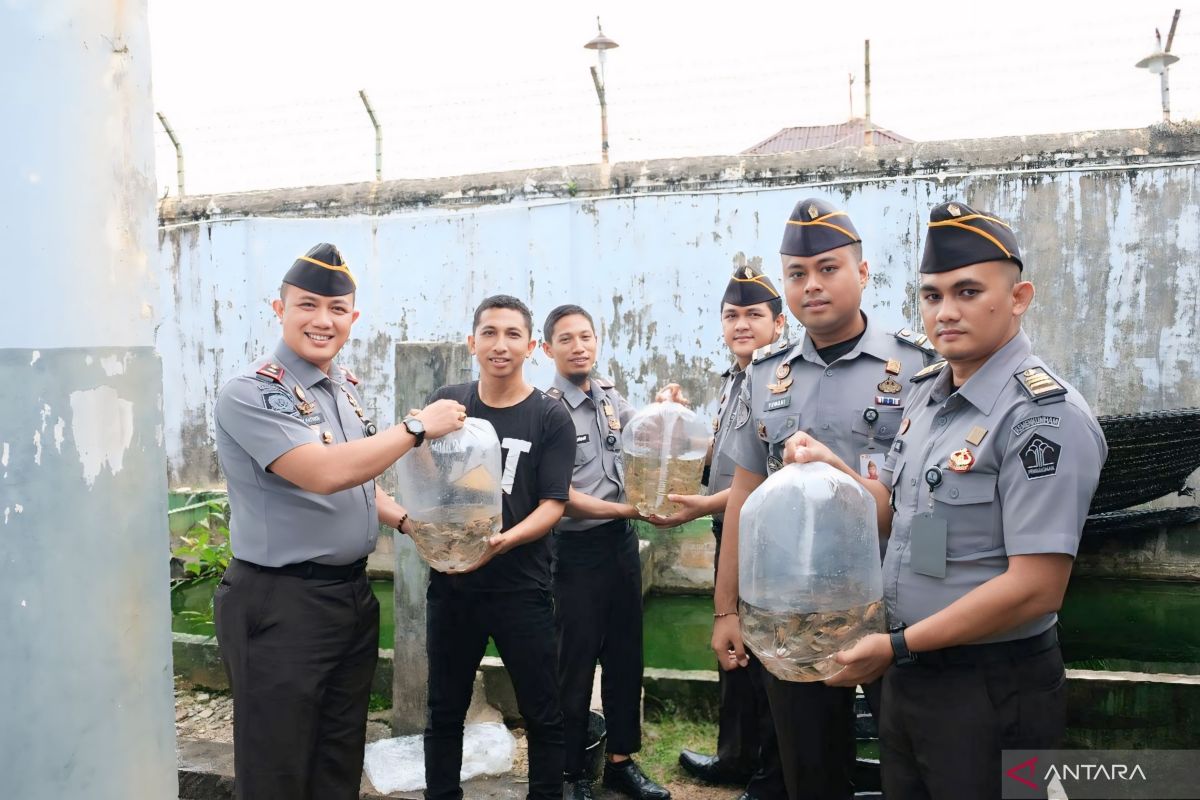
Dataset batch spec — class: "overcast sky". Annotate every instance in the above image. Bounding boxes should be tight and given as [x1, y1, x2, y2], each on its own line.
[148, 0, 1200, 196]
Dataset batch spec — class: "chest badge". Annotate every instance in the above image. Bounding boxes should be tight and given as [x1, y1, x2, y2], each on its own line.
[322, 430, 334, 444]
[948, 448, 975, 472]
[768, 376, 794, 394]
[292, 385, 316, 415]
[775, 362, 792, 381]
[965, 426, 988, 446]
[757, 421, 767, 440]
[885, 359, 901, 376]
[877, 376, 902, 394]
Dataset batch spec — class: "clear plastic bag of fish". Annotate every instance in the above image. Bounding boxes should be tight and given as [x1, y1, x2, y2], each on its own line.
[621, 402, 711, 517]
[738, 461, 884, 681]
[395, 418, 503, 572]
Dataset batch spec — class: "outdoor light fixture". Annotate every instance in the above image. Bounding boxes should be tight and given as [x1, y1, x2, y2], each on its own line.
[1135, 9, 1182, 122]
[583, 17, 619, 165]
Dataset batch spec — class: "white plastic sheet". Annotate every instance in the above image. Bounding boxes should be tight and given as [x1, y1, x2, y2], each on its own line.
[363, 722, 516, 794]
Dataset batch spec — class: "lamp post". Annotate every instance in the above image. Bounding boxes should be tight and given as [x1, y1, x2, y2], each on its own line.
[584, 17, 619, 165]
[1135, 10, 1182, 122]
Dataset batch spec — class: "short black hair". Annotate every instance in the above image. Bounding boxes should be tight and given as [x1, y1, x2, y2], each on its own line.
[473, 294, 533, 335]
[720, 297, 784, 318]
[544, 304, 595, 341]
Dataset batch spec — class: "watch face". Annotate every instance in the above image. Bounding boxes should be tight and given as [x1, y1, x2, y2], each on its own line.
[405, 417, 425, 436]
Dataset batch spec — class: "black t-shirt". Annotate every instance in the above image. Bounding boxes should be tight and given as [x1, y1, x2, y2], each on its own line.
[427, 381, 575, 591]
[815, 329, 866, 365]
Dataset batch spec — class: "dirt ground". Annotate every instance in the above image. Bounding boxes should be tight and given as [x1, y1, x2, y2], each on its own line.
[176, 683, 740, 800]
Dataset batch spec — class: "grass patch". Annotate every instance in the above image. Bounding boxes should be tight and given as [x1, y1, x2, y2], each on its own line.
[368, 692, 392, 712]
[637, 718, 719, 785]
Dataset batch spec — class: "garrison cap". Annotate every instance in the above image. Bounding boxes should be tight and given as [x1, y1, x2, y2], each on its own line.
[780, 197, 862, 257]
[920, 201, 1023, 273]
[722, 264, 780, 307]
[282, 243, 357, 296]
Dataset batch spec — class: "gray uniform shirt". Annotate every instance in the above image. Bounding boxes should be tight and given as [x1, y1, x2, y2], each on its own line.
[728, 316, 936, 479]
[214, 340, 378, 567]
[549, 373, 636, 532]
[881, 330, 1107, 643]
[708, 366, 747, 524]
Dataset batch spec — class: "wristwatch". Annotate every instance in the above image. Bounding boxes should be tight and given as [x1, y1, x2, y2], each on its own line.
[889, 624, 918, 667]
[402, 416, 426, 448]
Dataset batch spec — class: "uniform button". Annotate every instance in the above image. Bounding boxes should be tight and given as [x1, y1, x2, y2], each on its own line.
[825, 369, 834, 377]
[821, 423, 830, 431]
[937, 417, 947, 426]
[879, 426, 891, 435]
[949, 488, 960, 499]
[910, 477, 917, 486]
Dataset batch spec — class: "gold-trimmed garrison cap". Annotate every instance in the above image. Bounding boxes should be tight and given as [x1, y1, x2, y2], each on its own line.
[722, 264, 780, 307]
[780, 197, 861, 257]
[920, 201, 1023, 273]
[282, 243, 357, 296]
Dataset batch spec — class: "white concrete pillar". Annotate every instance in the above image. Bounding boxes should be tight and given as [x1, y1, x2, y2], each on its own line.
[0, 2, 176, 798]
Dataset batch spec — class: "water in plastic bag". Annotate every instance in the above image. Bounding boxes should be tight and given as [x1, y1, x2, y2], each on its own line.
[738, 461, 884, 681]
[363, 722, 516, 793]
[394, 418, 503, 572]
[622, 401, 711, 517]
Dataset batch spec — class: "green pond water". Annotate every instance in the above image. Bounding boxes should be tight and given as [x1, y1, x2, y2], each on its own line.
[172, 576, 1200, 674]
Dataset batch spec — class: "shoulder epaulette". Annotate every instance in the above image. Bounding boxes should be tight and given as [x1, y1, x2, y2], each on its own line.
[595, 377, 615, 390]
[752, 338, 792, 364]
[255, 363, 285, 384]
[545, 387, 564, 400]
[1015, 367, 1067, 405]
[895, 327, 937, 356]
[340, 367, 359, 386]
[910, 360, 947, 383]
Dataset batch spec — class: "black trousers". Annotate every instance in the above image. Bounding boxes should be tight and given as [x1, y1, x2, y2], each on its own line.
[879, 634, 1067, 800]
[425, 579, 564, 800]
[554, 521, 644, 776]
[214, 558, 379, 800]
[758, 660, 857, 800]
[713, 522, 787, 799]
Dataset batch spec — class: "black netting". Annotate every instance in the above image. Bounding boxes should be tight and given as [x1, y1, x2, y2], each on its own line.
[1090, 408, 1200, 514]
[1084, 505, 1200, 536]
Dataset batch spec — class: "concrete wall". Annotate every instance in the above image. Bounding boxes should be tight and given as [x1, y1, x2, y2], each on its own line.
[1, 2, 177, 798]
[157, 129, 1200, 488]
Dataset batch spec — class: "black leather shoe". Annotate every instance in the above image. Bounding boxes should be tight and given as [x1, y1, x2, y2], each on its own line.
[563, 776, 595, 800]
[602, 759, 671, 800]
[677, 749, 750, 786]
[735, 793, 763, 800]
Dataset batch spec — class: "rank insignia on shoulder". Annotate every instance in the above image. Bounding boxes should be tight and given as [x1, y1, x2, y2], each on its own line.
[895, 328, 937, 356]
[255, 363, 285, 383]
[595, 376, 616, 390]
[339, 367, 359, 385]
[1015, 367, 1067, 405]
[752, 339, 792, 364]
[911, 361, 947, 383]
[545, 387, 563, 400]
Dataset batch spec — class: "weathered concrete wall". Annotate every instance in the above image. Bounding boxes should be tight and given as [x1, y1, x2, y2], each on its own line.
[1, 2, 177, 798]
[157, 129, 1200, 488]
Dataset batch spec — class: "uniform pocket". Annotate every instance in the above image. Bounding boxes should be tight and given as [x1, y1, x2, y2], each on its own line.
[851, 407, 905, 441]
[931, 471, 1001, 557]
[761, 413, 800, 443]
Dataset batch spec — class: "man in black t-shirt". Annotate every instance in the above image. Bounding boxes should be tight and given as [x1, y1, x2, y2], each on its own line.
[423, 295, 576, 800]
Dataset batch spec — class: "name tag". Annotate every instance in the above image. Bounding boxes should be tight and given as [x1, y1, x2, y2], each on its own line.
[302, 412, 324, 426]
[576, 433, 590, 444]
[763, 396, 792, 412]
[910, 514, 947, 579]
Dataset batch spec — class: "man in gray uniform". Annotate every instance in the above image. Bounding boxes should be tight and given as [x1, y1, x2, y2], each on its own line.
[712, 198, 937, 799]
[542, 304, 669, 800]
[214, 243, 465, 800]
[658, 265, 787, 799]
[813, 201, 1107, 799]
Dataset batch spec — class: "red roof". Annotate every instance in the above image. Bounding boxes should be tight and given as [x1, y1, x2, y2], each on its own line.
[743, 119, 912, 155]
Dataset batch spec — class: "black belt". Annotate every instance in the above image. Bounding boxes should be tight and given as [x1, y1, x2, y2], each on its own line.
[236, 557, 367, 581]
[915, 626, 1058, 668]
